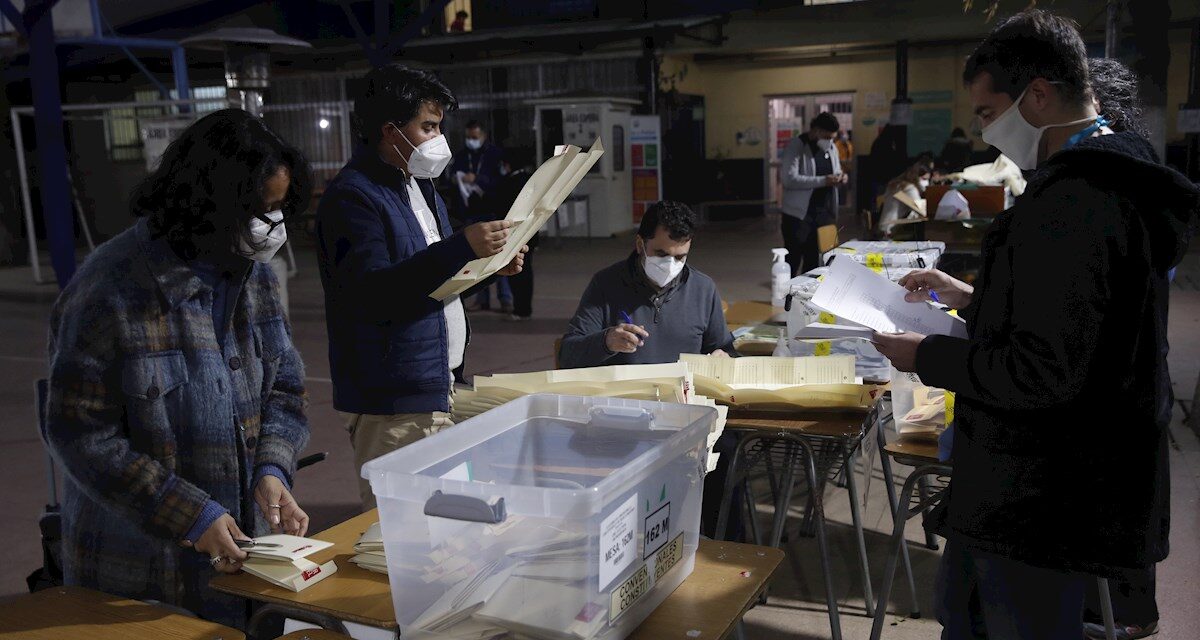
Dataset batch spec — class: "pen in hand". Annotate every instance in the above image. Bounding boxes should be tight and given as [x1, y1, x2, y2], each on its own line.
[619, 311, 634, 325]
[928, 290, 941, 304]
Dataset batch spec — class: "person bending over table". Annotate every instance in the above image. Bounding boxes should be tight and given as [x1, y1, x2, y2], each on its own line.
[559, 201, 739, 538]
[44, 109, 313, 629]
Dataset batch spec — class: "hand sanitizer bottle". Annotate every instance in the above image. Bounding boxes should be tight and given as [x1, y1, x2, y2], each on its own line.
[771, 248, 790, 307]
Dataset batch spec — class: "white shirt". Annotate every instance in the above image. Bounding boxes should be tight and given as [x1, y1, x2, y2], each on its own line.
[406, 178, 466, 371]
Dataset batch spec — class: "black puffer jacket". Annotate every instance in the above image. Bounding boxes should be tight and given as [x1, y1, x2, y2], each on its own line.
[917, 131, 1199, 577]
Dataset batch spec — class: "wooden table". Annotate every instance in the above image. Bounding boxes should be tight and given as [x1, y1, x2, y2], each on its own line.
[723, 300, 779, 329]
[213, 511, 782, 639]
[275, 631, 350, 640]
[0, 586, 244, 640]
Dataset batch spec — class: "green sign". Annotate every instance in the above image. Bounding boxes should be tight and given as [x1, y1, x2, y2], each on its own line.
[911, 90, 954, 104]
[908, 108, 953, 157]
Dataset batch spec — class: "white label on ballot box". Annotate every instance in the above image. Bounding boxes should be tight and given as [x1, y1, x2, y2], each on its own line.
[599, 494, 639, 590]
[643, 502, 670, 559]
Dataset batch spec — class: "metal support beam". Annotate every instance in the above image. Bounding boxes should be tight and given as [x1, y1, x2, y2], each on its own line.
[382, 0, 452, 58]
[0, 0, 26, 36]
[892, 40, 911, 159]
[373, 0, 387, 51]
[340, 0, 385, 67]
[25, 0, 76, 287]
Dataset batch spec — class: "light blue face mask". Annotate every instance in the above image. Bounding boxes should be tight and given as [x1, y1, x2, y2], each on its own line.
[1063, 115, 1110, 150]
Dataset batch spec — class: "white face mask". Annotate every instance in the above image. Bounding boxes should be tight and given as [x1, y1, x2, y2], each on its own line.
[980, 86, 1096, 171]
[918, 178, 930, 190]
[392, 126, 453, 178]
[642, 254, 686, 288]
[240, 209, 287, 263]
[465, 138, 483, 151]
[816, 138, 834, 152]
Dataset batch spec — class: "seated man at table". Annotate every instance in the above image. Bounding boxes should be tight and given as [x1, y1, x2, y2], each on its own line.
[559, 200, 733, 368]
[559, 200, 739, 538]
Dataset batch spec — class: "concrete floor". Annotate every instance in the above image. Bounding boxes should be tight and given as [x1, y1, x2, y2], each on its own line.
[1, 215, 1198, 639]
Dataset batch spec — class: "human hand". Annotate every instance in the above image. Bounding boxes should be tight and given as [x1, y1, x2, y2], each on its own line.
[605, 323, 650, 354]
[708, 349, 731, 358]
[254, 475, 309, 536]
[897, 269, 974, 309]
[463, 172, 476, 184]
[187, 514, 249, 574]
[464, 220, 513, 258]
[871, 331, 925, 372]
[824, 174, 841, 186]
[496, 245, 528, 276]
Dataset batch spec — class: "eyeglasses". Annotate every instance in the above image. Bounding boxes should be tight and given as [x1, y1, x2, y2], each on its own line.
[253, 212, 287, 233]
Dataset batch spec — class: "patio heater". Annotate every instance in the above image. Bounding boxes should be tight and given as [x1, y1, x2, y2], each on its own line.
[180, 27, 311, 117]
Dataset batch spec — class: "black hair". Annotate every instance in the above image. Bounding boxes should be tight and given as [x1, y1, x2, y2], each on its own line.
[963, 9, 1090, 106]
[810, 112, 840, 133]
[951, 127, 967, 137]
[465, 119, 484, 131]
[1088, 57, 1147, 137]
[638, 201, 696, 241]
[130, 108, 312, 261]
[456, 10, 468, 18]
[352, 63, 458, 145]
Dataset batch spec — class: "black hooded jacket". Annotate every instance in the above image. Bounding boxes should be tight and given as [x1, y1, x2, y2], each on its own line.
[916, 131, 1200, 576]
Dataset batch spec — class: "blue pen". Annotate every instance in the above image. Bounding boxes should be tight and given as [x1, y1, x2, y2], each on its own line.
[928, 290, 941, 303]
[620, 311, 634, 325]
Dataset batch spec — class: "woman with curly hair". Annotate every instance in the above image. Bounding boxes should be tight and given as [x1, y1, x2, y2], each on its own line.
[43, 108, 313, 627]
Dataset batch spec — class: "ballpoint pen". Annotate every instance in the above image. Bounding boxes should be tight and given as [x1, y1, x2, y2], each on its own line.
[928, 290, 941, 304]
[619, 311, 634, 325]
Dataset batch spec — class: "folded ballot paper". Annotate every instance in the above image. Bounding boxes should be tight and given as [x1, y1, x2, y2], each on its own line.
[453, 363, 728, 473]
[430, 139, 605, 301]
[350, 521, 389, 575]
[240, 534, 337, 592]
[679, 353, 882, 410]
[811, 255, 968, 339]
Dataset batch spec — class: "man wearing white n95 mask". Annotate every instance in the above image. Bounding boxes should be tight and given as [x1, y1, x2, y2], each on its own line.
[315, 64, 527, 510]
[559, 201, 733, 369]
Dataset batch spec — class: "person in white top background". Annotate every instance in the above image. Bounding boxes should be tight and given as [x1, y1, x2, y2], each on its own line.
[315, 64, 527, 509]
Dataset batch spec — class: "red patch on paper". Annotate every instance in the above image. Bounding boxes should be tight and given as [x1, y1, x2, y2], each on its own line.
[301, 566, 322, 581]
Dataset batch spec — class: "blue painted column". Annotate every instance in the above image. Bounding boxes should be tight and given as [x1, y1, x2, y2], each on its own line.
[27, 0, 76, 288]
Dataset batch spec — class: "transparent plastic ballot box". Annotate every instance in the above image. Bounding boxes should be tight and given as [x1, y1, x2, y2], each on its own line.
[362, 394, 717, 640]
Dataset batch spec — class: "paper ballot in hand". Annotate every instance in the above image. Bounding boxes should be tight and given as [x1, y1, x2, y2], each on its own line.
[240, 534, 338, 592]
[430, 138, 605, 301]
[812, 256, 968, 338]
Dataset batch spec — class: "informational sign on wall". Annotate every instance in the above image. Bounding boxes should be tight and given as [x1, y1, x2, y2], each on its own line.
[908, 108, 953, 157]
[630, 115, 662, 223]
[140, 118, 194, 172]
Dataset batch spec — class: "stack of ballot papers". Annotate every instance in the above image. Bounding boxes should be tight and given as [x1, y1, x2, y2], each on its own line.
[811, 255, 967, 339]
[820, 240, 945, 272]
[240, 534, 337, 592]
[453, 363, 728, 473]
[679, 353, 883, 410]
[350, 521, 388, 575]
[431, 139, 604, 301]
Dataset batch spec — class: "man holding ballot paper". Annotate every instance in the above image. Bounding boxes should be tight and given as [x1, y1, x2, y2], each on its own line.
[865, 10, 1199, 639]
[315, 64, 527, 509]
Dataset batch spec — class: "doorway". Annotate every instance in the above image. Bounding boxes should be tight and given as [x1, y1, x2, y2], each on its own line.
[765, 92, 854, 207]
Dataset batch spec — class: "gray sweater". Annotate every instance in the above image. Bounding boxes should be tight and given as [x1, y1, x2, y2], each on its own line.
[559, 254, 734, 369]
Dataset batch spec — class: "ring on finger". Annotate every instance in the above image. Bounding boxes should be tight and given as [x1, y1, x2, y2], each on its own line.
[209, 555, 224, 567]
[268, 503, 282, 509]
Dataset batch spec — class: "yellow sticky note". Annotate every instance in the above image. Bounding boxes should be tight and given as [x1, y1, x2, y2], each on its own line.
[818, 312, 837, 325]
[869, 265, 883, 274]
[866, 253, 884, 268]
[814, 341, 832, 356]
[945, 392, 955, 425]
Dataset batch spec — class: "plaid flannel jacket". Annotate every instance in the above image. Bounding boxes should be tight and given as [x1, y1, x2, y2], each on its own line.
[43, 220, 309, 616]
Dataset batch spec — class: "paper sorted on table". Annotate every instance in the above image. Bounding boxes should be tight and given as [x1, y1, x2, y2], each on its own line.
[679, 353, 883, 410]
[431, 139, 605, 301]
[240, 534, 338, 592]
[812, 256, 968, 339]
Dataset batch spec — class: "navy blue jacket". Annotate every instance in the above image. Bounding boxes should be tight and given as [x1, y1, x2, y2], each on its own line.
[451, 141, 503, 196]
[316, 148, 477, 415]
